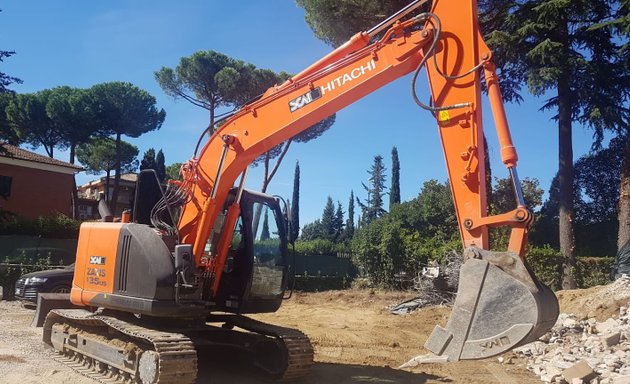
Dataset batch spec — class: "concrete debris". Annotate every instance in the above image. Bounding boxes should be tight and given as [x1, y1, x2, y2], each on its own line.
[562, 361, 597, 382]
[513, 279, 630, 384]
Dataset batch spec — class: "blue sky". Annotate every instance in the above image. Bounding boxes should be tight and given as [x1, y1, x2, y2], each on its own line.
[1, 1, 599, 227]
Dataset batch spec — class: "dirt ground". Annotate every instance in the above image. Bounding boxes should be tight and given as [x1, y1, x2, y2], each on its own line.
[0, 284, 627, 384]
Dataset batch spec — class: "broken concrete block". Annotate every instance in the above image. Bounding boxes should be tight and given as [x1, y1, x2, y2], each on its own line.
[602, 333, 622, 348]
[612, 375, 630, 384]
[563, 361, 598, 382]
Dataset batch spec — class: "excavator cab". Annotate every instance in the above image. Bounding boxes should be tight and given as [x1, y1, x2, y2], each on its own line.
[213, 189, 290, 314]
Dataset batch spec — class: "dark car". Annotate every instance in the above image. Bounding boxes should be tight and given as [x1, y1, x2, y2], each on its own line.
[14, 264, 75, 303]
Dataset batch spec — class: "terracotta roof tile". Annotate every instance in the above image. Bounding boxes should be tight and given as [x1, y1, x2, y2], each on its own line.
[0, 143, 83, 170]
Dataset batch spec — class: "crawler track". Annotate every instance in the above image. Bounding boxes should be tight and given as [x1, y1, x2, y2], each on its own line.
[43, 310, 313, 383]
[43, 309, 197, 384]
[212, 314, 314, 381]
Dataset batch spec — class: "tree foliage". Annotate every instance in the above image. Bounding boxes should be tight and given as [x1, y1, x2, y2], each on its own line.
[155, 149, 166, 183]
[139, 147, 166, 182]
[260, 210, 270, 241]
[352, 179, 460, 288]
[358, 155, 387, 225]
[481, 0, 629, 289]
[157, 50, 336, 211]
[140, 148, 157, 171]
[532, 138, 624, 257]
[489, 176, 544, 249]
[76, 137, 139, 203]
[297, 0, 628, 290]
[300, 196, 346, 242]
[390, 146, 401, 208]
[165, 162, 183, 181]
[0, 93, 19, 144]
[6, 91, 65, 157]
[320, 197, 336, 241]
[6, 87, 98, 163]
[296, 0, 410, 47]
[290, 161, 300, 242]
[344, 190, 356, 241]
[155, 50, 291, 126]
[89, 82, 165, 211]
[45, 86, 98, 164]
[76, 137, 139, 176]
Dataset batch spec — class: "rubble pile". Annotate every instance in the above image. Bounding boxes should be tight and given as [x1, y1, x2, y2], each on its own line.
[514, 278, 630, 384]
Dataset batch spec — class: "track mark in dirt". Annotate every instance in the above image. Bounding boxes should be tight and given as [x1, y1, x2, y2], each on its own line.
[485, 363, 524, 383]
[0, 355, 26, 363]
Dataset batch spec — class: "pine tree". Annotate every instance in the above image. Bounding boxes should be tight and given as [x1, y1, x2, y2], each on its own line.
[290, 161, 300, 242]
[390, 146, 400, 209]
[358, 155, 387, 225]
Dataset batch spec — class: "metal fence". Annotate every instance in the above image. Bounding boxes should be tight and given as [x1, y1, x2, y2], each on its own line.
[293, 253, 354, 277]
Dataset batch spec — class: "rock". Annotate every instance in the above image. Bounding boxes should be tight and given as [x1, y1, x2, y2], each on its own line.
[611, 375, 630, 384]
[541, 372, 561, 383]
[602, 333, 622, 348]
[563, 361, 598, 382]
[597, 319, 621, 334]
[572, 379, 584, 384]
[565, 318, 579, 328]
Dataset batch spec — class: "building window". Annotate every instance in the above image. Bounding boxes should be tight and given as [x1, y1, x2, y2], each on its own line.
[0, 176, 12, 199]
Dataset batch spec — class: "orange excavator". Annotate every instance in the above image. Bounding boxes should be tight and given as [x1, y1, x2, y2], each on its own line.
[42, 0, 559, 382]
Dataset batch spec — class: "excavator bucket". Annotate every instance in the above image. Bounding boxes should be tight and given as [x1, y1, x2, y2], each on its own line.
[413, 247, 559, 363]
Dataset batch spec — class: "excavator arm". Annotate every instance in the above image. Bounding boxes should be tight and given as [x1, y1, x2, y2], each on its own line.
[175, 0, 559, 361]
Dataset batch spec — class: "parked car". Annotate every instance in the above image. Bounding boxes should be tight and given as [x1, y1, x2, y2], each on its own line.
[14, 264, 75, 303]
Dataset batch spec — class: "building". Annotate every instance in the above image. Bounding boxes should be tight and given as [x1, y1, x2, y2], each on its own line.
[77, 173, 138, 218]
[0, 143, 82, 219]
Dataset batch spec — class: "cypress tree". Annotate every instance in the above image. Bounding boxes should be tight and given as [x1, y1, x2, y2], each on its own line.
[333, 201, 345, 241]
[290, 161, 300, 242]
[155, 149, 166, 182]
[261, 209, 270, 240]
[390, 146, 400, 209]
[346, 190, 355, 239]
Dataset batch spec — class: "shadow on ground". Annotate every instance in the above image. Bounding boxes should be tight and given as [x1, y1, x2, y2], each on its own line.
[198, 358, 446, 383]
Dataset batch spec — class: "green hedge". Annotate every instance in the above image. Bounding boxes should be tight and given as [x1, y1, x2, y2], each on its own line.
[0, 214, 80, 238]
[526, 246, 614, 290]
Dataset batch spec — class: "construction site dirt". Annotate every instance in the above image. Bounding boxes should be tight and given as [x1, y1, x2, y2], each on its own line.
[0, 285, 627, 384]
